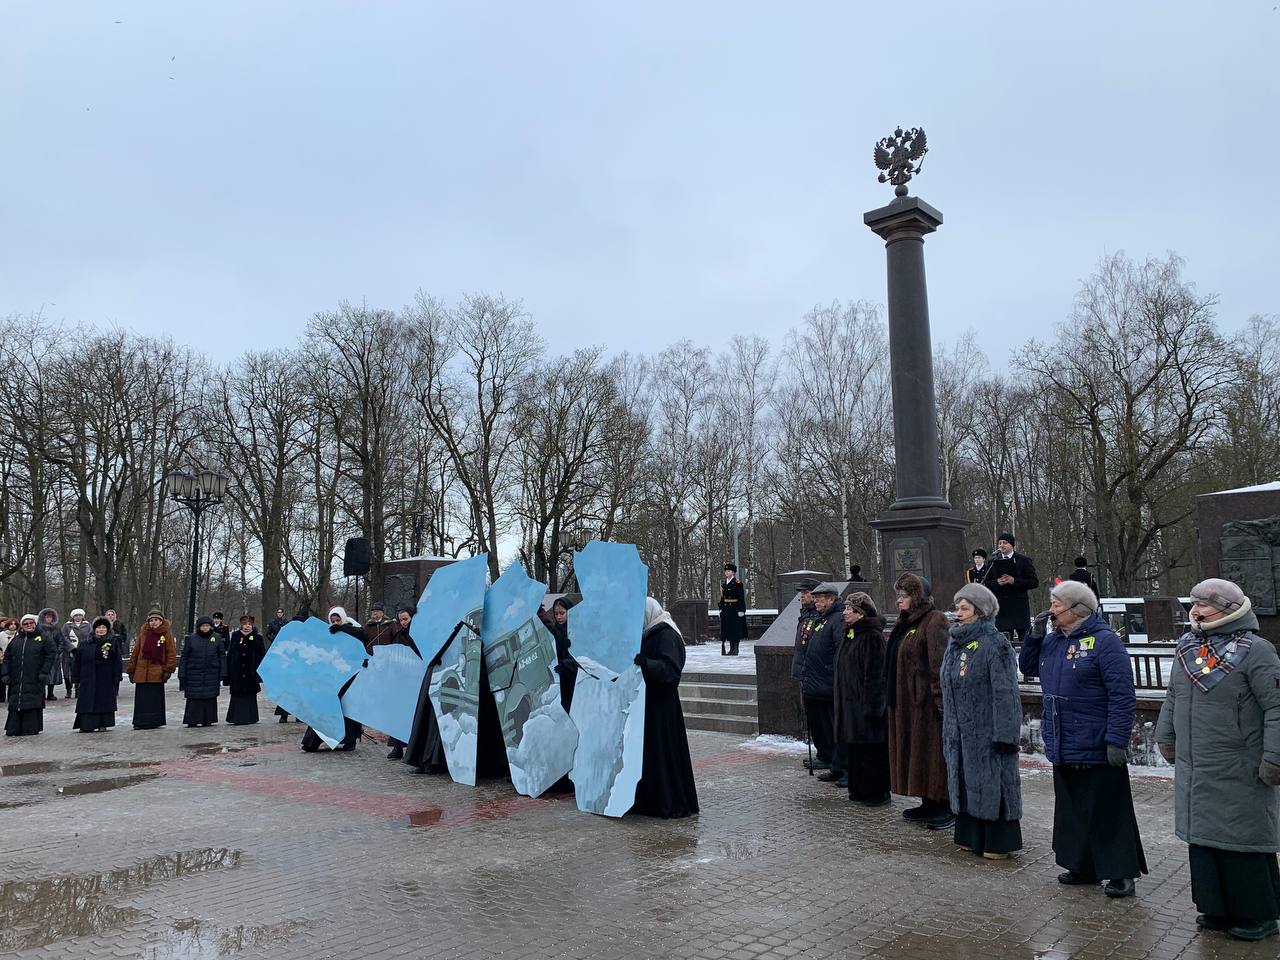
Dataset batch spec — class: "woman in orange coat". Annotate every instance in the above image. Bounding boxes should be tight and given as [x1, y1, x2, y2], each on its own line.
[126, 609, 177, 730]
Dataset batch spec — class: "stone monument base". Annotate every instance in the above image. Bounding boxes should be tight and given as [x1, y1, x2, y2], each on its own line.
[870, 507, 971, 613]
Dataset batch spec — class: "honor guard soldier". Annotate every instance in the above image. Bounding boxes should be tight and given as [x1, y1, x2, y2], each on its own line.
[719, 563, 748, 656]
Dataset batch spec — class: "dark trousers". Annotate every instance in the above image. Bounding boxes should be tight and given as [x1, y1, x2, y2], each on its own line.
[803, 695, 835, 765]
[1189, 845, 1280, 925]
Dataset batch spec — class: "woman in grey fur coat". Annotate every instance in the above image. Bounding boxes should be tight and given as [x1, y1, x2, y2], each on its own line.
[1156, 578, 1280, 943]
[940, 583, 1024, 859]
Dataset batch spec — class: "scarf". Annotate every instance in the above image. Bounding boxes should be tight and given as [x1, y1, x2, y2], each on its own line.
[140, 621, 169, 664]
[1176, 630, 1255, 693]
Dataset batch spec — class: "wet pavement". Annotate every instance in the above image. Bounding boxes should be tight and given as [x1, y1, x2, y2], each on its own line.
[1, 682, 1274, 959]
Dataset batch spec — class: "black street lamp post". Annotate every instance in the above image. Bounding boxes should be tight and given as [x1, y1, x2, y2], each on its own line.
[165, 468, 229, 636]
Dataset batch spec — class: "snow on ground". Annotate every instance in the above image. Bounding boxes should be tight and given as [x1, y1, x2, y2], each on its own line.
[683, 640, 759, 675]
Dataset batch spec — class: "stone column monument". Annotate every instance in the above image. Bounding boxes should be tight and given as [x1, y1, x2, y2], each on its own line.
[865, 128, 970, 608]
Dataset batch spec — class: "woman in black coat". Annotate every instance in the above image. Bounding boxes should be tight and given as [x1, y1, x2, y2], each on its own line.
[3, 614, 58, 736]
[179, 616, 226, 727]
[549, 596, 579, 712]
[630, 597, 699, 819]
[225, 615, 266, 725]
[74, 617, 122, 732]
[833, 592, 891, 806]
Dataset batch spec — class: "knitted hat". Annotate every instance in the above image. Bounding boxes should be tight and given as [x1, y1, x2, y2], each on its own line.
[240, 614, 255, 624]
[70, 608, 86, 618]
[954, 583, 999, 618]
[370, 602, 386, 613]
[997, 533, 1016, 546]
[1050, 580, 1098, 617]
[844, 591, 878, 618]
[1189, 578, 1246, 614]
[146, 608, 164, 620]
[20, 613, 37, 626]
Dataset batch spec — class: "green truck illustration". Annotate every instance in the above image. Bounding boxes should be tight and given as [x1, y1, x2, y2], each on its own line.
[483, 618, 556, 747]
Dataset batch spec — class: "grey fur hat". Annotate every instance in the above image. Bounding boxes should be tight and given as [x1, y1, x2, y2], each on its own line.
[953, 583, 999, 618]
[1189, 578, 1246, 613]
[1050, 580, 1098, 617]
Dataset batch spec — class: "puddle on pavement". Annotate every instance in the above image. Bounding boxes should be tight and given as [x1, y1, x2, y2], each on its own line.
[0, 848, 243, 952]
[183, 741, 259, 756]
[57, 772, 160, 796]
[143, 918, 305, 958]
[406, 806, 444, 826]
[1, 758, 160, 777]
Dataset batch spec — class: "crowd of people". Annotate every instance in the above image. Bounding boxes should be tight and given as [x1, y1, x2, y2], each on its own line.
[0, 594, 699, 822]
[792, 563, 1280, 943]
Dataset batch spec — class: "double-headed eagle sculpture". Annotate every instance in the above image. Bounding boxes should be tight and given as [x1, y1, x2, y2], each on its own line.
[873, 126, 927, 196]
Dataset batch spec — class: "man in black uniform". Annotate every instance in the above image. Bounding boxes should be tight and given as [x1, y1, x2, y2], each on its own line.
[983, 533, 1039, 640]
[790, 577, 824, 770]
[718, 563, 748, 656]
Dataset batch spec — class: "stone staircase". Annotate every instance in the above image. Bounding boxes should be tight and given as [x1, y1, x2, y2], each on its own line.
[679, 671, 758, 735]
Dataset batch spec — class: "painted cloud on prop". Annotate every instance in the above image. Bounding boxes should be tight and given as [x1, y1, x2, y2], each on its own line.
[258, 617, 366, 745]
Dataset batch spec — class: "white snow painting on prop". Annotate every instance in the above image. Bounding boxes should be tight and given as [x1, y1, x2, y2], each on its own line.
[340, 644, 427, 743]
[481, 563, 578, 797]
[258, 617, 366, 745]
[423, 555, 489, 786]
[567, 540, 649, 816]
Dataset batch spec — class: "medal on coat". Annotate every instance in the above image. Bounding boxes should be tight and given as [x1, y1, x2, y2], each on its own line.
[959, 650, 968, 678]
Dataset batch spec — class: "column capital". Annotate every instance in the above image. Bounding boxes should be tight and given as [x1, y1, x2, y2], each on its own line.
[863, 195, 943, 245]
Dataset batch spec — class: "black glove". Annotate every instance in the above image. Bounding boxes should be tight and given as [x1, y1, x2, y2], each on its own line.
[633, 653, 645, 669]
[1106, 744, 1128, 767]
[328, 623, 342, 634]
[553, 663, 561, 676]
[1029, 611, 1051, 641]
[993, 742, 1020, 755]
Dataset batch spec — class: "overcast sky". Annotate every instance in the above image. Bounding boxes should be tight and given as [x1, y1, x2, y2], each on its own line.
[3, 2, 1276, 369]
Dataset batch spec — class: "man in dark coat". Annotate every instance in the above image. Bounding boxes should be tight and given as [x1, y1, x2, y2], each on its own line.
[887, 573, 953, 829]
[791, 577, 823, 770]
[266, 608, 287, 646]
[1068, 556, 1100, 594]
[3, 614, 58, 735]
[74, 617, 122, 732]
[980, 534, 1039, 640]
[803, 583, 846, 785]
[365, 603, 398, 651]
[630, 598, 699, 818]
[718, 563, 748, 656]
[209, 611, 231, 643]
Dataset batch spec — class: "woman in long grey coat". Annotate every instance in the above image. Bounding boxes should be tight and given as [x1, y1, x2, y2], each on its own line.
[941, 583, 1023, 859]
[1156, 578, 1280, 943]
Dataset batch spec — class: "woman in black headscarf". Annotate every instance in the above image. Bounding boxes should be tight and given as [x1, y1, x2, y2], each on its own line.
[629, 597, 699, 819]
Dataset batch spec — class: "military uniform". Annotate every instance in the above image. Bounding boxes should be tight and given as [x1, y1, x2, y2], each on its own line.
[718, 575, 748, 655]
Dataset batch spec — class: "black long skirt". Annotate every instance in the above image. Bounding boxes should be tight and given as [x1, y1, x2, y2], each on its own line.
[226, 692, 259, 725]
[1052, 763, 1147, 880]
[133, 683, 167, 729]
[847, 741, 890, 802]
[630, 692, 699, 819]
[403, 667, 448, 772]
[183, 697, 218, 727]
[955, 808, 1023, 856]
[1189, 844, 1280, 925]
[74, 711, 116, 732]
[5, 706, 42, 736]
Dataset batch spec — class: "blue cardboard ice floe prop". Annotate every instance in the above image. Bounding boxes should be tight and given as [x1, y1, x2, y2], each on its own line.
[340, 643, 427, 744]
[259, 617, 366, 745]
